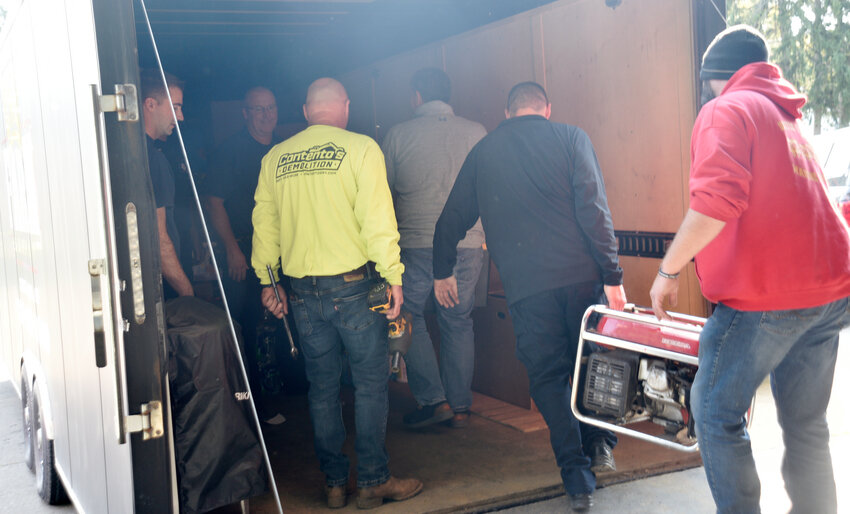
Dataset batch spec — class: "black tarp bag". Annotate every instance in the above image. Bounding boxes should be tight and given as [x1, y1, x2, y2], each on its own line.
[165, 296, 267, 513]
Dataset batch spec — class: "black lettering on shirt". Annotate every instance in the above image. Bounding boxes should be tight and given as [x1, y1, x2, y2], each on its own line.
[276, 142, 347, 179]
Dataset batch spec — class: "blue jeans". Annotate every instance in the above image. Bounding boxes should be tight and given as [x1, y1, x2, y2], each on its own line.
[400, 247, 485, 411]
[288, 270, 390, 488]
[692, 297, 850, 514]
[508, 281, 618, 496]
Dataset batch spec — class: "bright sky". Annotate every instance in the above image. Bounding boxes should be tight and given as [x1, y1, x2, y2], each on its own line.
[0, 0, 20, 36]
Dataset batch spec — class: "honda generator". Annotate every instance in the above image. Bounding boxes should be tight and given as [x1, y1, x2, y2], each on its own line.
[571, 304, 705, 452]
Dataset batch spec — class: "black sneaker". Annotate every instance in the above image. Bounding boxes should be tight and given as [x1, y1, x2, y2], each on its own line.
[569, 493, 593, 512]
[402, 402, 453, 428]
[588, 440, 616, 473]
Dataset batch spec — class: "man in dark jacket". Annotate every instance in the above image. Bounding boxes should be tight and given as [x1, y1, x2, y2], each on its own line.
[433, 82, 626, 512]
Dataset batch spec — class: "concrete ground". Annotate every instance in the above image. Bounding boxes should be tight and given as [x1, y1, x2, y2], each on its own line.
[2, 328, 847, 513]
[0, 378, 74, 514]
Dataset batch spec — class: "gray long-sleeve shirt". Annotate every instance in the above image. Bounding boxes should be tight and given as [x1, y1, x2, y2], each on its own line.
[382, 100, 486, 249]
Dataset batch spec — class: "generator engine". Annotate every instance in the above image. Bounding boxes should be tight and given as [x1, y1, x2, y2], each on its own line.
[572, 305, 704, 452]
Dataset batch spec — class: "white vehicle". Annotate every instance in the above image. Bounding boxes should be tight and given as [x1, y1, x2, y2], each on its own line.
[1, 0, 177, 510]
[812, 126, 850, 202]
[1, 0, 727, 511]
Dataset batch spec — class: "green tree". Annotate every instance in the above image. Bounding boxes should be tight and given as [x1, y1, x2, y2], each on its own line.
[728, 0, 850, 133]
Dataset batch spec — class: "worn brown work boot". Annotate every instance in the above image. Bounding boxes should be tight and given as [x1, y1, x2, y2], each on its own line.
[325, 484, 347, 509]
[356, 476, 423, 509]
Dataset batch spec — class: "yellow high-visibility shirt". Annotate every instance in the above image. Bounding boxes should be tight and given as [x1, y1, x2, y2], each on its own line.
[252, 124, 403, 285]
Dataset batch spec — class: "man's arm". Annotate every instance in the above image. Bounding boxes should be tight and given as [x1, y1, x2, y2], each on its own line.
[205, 196, 248, 281]
[568, 128, 625, 307]
[251, 153, 282, 285]
[650, 103, 750, 320]
[252, 154, 289, 318]
[649, 209, 726, 320]
[351, 141, 406, 319]
[353, 141, 405, 288]
[157, 207, 194, 296]
[433, 152, 480, 308]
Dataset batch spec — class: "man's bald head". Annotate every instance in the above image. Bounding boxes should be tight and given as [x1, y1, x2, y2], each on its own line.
[303, 78, 350, 128]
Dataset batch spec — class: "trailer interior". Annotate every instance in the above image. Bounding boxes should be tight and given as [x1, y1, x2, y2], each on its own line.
[130, 0, 726, 512]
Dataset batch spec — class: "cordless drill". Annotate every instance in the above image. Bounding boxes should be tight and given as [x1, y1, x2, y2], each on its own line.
[367, 281, 413, 373]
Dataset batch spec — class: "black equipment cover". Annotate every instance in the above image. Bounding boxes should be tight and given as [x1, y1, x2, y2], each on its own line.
[165, 297, 267, 513]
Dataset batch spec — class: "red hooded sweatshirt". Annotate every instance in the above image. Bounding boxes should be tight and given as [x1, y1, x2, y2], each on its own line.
[689, 62, 850, 311]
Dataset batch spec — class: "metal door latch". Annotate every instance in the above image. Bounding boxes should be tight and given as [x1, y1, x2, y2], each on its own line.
[89, 259, 107, 368]
[125, 401, 164, 440]
[98, 83, 139, 122]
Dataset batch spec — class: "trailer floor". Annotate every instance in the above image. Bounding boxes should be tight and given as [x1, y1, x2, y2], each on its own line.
[223, 382, 701, 514]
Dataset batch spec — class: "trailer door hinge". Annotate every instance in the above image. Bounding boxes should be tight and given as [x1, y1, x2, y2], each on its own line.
[98, 84, 139, 122]
[125, 401, 164, 440]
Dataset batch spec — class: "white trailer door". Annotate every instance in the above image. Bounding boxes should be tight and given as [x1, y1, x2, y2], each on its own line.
[0, 0, 176, 510]
[89, 0, 178, 510]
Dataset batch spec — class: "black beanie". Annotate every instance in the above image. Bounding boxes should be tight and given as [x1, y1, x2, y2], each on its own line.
[700, 25, 769, 80]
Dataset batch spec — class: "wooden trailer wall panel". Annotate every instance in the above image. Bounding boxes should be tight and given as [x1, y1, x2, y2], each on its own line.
[341, 0, 708, 316]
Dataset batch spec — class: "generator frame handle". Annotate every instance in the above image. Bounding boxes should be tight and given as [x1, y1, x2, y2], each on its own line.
[593, 304, 706, 331]
[569, 304, 703, 453]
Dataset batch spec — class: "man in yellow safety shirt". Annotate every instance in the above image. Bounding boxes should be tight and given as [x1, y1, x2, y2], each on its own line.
[251, 77, 423, 510]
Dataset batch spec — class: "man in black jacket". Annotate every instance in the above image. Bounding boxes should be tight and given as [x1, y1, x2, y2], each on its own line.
[433, 82, 626, 513]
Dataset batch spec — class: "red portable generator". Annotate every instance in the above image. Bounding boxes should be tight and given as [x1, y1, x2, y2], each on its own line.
[570, 304, 706, 452]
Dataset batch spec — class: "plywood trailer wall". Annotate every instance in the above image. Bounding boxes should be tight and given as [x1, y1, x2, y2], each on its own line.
[341, 0, 709, 317]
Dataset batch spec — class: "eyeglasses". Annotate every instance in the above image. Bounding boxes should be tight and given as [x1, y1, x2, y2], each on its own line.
[246, 104, 277, 114]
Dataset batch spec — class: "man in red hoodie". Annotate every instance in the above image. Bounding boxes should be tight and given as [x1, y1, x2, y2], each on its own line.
[650, 25, 850, 514]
